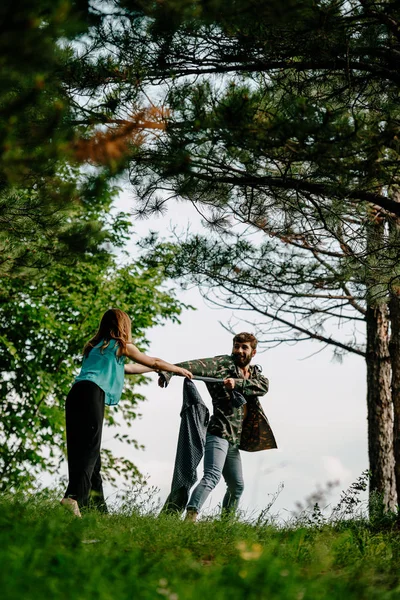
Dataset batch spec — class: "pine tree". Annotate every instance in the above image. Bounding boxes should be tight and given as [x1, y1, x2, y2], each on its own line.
[74, 0, 400, 511]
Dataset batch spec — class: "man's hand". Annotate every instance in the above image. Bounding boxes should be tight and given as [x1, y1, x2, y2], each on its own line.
[223, 378, 236, 390]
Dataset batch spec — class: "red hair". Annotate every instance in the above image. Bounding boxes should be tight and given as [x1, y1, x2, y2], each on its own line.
[83, 309, 132, 357]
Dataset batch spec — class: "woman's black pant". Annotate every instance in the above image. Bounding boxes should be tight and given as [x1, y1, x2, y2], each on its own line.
[64, 381, 107, 511]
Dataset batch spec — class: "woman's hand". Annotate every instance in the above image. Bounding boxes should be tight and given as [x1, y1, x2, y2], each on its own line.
[177, 367, 193, 379]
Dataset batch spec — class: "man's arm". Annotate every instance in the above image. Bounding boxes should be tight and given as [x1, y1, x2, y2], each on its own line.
[159, 355, 231, 387]
[234, 374, 269, 398]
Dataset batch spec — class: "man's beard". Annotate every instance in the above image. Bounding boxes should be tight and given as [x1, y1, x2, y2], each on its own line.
[232, 353, 252, 368]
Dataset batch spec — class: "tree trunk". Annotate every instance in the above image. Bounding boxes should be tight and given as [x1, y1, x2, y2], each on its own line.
[366, 302, 397, 511]
[388, 189, 400, 508]
[389, 294, 400, 506]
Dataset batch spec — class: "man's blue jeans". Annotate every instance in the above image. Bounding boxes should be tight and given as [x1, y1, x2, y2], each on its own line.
[187, 433, 244, 514]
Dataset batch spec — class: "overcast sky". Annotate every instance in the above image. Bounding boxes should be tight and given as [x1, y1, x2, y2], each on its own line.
[78, 187, 369, 520]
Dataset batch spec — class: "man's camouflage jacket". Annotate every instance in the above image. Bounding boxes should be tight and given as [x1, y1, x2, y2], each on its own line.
[161, 354, 277, 452]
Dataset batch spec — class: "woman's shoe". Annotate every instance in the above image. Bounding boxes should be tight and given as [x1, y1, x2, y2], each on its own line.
[60, 497, 82, 517]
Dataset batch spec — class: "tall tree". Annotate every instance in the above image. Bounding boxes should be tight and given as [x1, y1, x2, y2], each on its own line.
[71, 0, 400, 510]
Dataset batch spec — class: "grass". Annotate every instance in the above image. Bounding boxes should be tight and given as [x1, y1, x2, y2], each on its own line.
[1, 487, 400, 600]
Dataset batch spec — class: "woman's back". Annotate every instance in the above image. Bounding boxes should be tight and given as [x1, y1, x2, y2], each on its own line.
[75, 340, 125, 405]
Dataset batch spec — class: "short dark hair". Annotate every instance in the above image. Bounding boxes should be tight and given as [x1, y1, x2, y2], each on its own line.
[233, 332, 258, 350]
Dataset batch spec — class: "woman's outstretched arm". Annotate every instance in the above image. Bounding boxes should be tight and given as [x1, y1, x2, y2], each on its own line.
[124, 363, 155, 375]
[123, 343, 193, 379]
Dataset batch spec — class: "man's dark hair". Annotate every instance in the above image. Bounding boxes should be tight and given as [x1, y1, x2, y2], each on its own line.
[233, 332, 258, 350]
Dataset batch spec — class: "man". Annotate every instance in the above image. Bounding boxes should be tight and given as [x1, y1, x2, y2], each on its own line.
[159, 332, 277, 521]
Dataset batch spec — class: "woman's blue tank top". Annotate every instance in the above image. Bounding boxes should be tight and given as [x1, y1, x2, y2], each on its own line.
[75, 339, 125, 406]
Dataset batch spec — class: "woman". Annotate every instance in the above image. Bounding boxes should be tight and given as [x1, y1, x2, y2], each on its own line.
[61, 308, 191, 516]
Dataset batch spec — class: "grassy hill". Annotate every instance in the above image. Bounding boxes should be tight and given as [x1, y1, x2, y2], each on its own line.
[1, 490, 399, 600]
